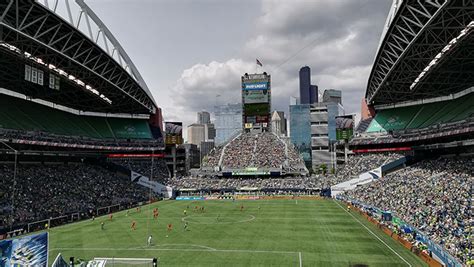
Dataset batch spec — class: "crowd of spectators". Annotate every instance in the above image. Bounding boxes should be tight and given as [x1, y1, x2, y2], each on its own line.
[202, 146, 223, 168]
[287, 145, 307, 172]
[167, 176, 319, 190]
[336, 152, 403, 178]
[0, 128, 164, 149]
[109, 158, 170, 184]
[221, 133, 256, 168]
[204, 132, 306, 172]
[0, 163, 150, 233]
[341, 157, 473, 264]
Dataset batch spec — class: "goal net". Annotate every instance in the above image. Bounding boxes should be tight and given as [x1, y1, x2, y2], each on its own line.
[87, 257, 157, 267]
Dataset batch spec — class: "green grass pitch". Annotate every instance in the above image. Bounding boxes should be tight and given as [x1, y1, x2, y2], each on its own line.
[47, 199, 427, 266]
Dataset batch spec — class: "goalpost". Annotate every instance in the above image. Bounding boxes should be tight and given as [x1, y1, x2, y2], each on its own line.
[89, 257, 157, 267]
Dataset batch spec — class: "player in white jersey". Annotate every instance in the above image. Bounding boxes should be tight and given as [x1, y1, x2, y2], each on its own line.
[147, 235, 153, 246]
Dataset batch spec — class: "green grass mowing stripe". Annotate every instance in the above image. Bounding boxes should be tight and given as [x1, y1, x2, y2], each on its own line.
[47, 199, 427, 266]
[333, 199, 427, 267]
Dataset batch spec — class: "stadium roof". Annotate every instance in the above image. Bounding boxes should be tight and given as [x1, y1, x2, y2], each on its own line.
[0, 0, 157, 114]
[366, 0, 474, 106]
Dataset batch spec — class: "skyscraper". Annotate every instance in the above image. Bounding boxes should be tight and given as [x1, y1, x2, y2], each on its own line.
[187, 124, 205, 147]
[215, 103, 242, 145]
[197, 111, 211, 124]
[299, 66, 318, 104]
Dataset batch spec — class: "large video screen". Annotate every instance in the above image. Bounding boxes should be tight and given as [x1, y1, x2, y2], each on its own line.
[165, 121, 183, 145]
[243, 103, 270, 116]
[336, 115, 354, 140]
[243, 89, 269, 104]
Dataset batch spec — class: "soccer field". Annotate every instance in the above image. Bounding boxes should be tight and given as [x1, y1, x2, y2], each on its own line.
[47, 199, 427, 266]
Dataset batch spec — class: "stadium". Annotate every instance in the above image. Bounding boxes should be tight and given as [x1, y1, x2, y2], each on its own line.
[0, 0, 472, 266]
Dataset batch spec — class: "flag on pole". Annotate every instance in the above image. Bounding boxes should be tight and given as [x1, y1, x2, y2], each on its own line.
[256, 59, 263, 67]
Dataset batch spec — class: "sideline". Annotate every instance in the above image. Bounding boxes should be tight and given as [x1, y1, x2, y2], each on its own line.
[333, 200, 412, 267]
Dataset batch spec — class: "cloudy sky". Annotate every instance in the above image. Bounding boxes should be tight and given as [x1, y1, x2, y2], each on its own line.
[86, 0, 392, 134]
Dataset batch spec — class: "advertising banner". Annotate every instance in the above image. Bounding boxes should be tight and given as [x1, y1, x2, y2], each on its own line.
[176, 196, 205, 201]
[0, 232, 48, 267]
[242, 82, 268, 90]
[131, 171, 172, 198]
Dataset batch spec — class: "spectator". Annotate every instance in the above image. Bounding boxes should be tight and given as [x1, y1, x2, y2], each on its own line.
[341, 157, 473, 264]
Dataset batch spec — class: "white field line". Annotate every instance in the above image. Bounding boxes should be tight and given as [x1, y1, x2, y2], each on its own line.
[49, 247, 299, 255]
[333, 200, 412, 267]
[299, 252, 302, 267]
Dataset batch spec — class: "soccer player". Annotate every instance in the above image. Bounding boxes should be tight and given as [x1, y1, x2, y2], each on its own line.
[109, 214, 113, 221]
[147, 235, 153, 246]
[216, 214, 220, 222]
[183, 209, 187, 216]
[240, 204, 244, 212]
[166, 223, 173, 237]
[184, 221, 188, 231]
[136, 207, 141, 213]
[101, 222, 105, 230]
[131, 220, 137, 230]
[347, 205, 351, 212]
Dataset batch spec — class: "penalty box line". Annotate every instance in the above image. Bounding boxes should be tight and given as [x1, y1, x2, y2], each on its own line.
[50, 247, 302, 265]
[333, 200, 412, 267]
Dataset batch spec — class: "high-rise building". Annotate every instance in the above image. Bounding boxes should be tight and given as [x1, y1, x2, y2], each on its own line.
[187, 124, 205, 147]
[310, 85, 319, 103]
[290, 88, 344, 171]
[215, 103, 242, 145]
[183, 143, 200, 172]
[200, 140, 215, 159]
[289, 104, 312, 168]
[299, 66, 318, 104]
[326, 101, 345, 141]
[271, 111, 287, 136]
[197, 111, 211, 124]
[323, 89, 342, 105]
[205, 123, 216, 140]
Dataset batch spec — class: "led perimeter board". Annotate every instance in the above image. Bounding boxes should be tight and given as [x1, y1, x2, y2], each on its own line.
[241, 73, 271, 132]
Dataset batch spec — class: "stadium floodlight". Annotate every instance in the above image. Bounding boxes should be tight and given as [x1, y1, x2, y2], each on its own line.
[0, 141, 18, 232]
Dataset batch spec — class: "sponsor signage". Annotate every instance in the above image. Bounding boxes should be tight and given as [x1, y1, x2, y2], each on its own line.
[176, 196, 205, 201]
[243, 82, 268, 90]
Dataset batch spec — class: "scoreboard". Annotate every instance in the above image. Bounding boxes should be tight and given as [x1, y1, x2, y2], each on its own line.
[241, 73, 271, 132]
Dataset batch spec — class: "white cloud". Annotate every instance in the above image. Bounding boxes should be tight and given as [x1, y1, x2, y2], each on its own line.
[166, 0, 391, 132]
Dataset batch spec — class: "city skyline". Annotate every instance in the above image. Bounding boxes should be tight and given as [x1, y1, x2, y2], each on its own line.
[84, 0, 392, 132]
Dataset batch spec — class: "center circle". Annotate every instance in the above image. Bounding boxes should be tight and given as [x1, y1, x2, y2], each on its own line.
[181, 214, 256, 224]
